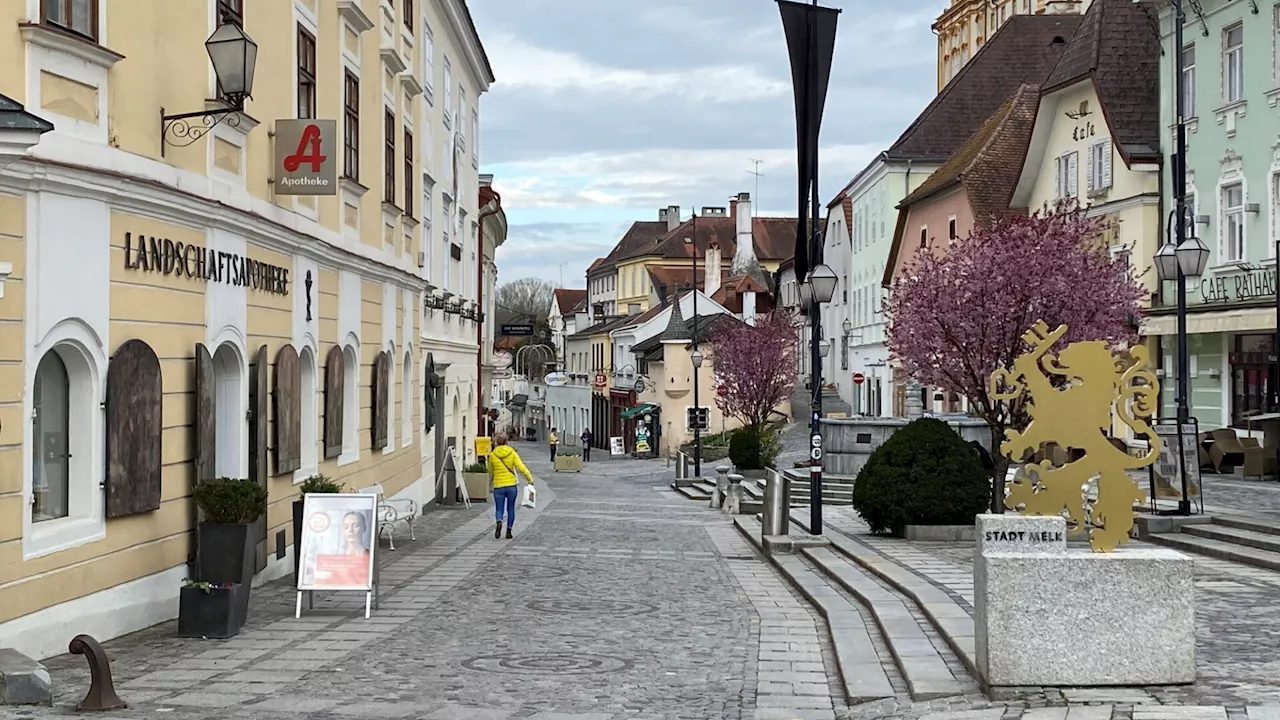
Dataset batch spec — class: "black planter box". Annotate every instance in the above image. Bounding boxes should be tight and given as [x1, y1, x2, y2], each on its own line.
[292, 500, 304, 584]
[197, 522, 255, 587]
[177, 583, 247, 639]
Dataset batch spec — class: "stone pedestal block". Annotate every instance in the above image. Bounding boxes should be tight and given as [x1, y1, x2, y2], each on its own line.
[974, 515, 1195, 688]
[0, 648, 52, 706]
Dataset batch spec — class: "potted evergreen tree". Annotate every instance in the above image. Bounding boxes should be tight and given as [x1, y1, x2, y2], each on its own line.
[293, 475, 343, 580]
[193, 478, 267, 605]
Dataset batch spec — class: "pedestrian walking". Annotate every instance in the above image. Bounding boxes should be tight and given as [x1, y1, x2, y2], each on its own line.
[488, 434, 534, 539]
[548, 427, 559, 463]
[581, 428, 593, 461]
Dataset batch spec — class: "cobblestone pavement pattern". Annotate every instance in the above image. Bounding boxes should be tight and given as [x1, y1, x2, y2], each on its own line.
[1, 453, 849, 720]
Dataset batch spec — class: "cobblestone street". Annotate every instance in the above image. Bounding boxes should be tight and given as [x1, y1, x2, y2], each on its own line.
[0, 454, 842, 720]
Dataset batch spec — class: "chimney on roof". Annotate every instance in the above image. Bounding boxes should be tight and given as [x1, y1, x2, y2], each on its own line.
[701, 206, 726, 217]
[665, 205, 681, 231]
[743, 289, 758, 327]
[731, 194, 757, 277]
[705, 239, 723, 298]
[480, 173, 494, 186]
[1044, 0, 1081, 14]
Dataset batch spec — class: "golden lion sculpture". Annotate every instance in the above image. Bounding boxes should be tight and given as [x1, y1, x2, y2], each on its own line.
[989, 322, 1161, 552]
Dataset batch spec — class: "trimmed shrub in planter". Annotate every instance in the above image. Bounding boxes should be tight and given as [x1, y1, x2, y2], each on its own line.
[178, 580, 249, 639]
[728, 426, 781, 470]
[851, 418, 989, 536]
[194, 478, 268, 588]
[462, 462, 491, 500]
[293, 475, 343, 580]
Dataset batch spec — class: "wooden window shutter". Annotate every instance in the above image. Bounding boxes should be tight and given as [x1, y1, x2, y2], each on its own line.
[372, 351, 389, 450]
[324, 345, 345, 458]
[273, 344, 302, 475]
[194, 343, 216, 482]
[105, 339, 163, 517]
[249, 345, 269, 487]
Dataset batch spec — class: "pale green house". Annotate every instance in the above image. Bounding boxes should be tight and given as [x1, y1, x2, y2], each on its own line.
[1149, 1, 1280, 431]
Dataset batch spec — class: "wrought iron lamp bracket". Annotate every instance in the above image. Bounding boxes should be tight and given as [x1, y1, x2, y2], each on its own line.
[159, 103, 244, 157]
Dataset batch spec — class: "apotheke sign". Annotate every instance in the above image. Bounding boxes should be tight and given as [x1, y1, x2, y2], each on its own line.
[274, 119, 337, 196]
[1198, 268, 1276, 304]
[123, 232, 291, 296]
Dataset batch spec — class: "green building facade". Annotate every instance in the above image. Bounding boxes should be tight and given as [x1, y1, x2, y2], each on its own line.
[1151, 1, 1280, 432]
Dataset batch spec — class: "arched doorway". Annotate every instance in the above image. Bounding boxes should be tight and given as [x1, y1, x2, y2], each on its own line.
[212, 343, 244, 477]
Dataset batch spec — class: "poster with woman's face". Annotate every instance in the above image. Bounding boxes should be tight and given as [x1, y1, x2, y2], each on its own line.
[297, 494, 377, 591]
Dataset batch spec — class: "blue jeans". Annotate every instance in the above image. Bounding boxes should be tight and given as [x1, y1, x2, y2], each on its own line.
[493, 485, 518, 526]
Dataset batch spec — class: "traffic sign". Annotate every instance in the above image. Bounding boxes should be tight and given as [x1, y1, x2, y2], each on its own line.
[852, 372, 865, 385]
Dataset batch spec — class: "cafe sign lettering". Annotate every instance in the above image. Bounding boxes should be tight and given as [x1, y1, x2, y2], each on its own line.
[1198, 268, 1276, 304]
[123, 232, 290, 296]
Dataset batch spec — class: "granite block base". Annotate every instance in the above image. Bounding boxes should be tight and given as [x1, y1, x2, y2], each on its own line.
[975, 545, 1195, 687]
[0, 648, 52, 706]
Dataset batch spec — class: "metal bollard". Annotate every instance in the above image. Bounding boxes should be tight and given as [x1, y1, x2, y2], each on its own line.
[69, 634, 127, 712]
[710, 465, 730, 509]
[724, 473, 744, 515]
[762, 469, 790, 536]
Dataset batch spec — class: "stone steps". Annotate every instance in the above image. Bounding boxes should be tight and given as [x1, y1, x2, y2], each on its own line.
[786, 512, 973, 697]
[1215, 515, 1280, 537]
[1148, 528, 1280, 572]
[731, 515, 897, 705]
[1182, 522, 1280, 554]
[671, 482, 711, 501]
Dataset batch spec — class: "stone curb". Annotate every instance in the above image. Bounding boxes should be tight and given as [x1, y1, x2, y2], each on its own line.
[731, 515, 896, 705]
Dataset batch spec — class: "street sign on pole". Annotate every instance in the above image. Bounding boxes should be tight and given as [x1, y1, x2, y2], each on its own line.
[852, 372, 865, 385]
[500, 324, 534, 336]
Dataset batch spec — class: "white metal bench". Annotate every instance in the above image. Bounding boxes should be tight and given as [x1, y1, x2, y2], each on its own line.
[358, 483, 417, 550]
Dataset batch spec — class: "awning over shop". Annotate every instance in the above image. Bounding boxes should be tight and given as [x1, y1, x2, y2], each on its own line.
[620, 402, 657, 420]
[1142, 307, 1275, 336]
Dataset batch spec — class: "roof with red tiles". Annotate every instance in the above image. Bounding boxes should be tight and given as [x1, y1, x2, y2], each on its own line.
[553, 288, 587, 316]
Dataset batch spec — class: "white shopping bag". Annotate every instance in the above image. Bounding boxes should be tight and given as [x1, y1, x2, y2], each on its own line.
[521, 484, 537, 509]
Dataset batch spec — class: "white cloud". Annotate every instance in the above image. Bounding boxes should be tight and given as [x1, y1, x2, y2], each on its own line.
[491, 143, 883, 213]
[486, 32, 789, 103]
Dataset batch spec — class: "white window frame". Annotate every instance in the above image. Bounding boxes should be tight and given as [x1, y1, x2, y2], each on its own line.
[1055, 151, 1079, 199]
[1181, 44, 1196, 116]
[443, 55, 453, 128]
[1087, 138, 1112, 195]
[1222, 182, 1246, 262]
[23, 336, 106, 561]
[340, 343, 361, 465]
[1224, 23, 1244, 104]
[294, 345, 319, 482]
[382, 342, 396, 454]
[1270, 165, 1280, 258]
[471, 108, 479, 168]
[422, 16, 435, 104]
[402, 349, 413, 447]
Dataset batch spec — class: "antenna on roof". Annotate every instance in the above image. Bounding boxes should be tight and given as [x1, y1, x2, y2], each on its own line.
[747, 159, 763, 216]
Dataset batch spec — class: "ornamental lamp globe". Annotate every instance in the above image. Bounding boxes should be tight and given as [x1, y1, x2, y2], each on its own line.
[818, 339, 831, 358]
[841, 318, 852, 335]
[1154, 240, 1179, 283]
[1175, 235, 1210, 279]
[690, 349, 704, 368]
[807, 264, 838, 304]
[797, 280, 814, 307]
[206, 21, 258, 108]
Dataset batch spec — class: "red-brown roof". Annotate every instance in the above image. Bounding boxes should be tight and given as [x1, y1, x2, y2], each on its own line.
[885, 13, 1080, 163]
[646, 266, 706, 296]
[1041, 0, 1161, 163]
[553, 288, 587, 315]
[590, 221, 669, 277]
[711, 274, 776, 315]
[883, 84, 1041, 287]
[646, 216, 797, 263]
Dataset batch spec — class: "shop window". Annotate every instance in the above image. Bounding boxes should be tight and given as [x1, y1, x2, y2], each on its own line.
[212, 343, 244, 477]
[342, 344, 360, 461]
[299, 346, 318, 478]
[1231, 334, 1278, 426]
[32, 351, 70, 523]
[1182, 44, 1196, 114]
[402, 350, 413, 447]
[43, 0, 98, 40]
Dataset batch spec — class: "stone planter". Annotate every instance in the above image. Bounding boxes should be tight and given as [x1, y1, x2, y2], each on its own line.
[177, 583, 248, 639]
[554, 455, 583, 473]
[462, 472, 490, 501]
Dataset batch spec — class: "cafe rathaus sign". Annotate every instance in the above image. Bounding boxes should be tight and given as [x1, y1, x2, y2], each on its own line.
[1197, 267, 1275, 304]
[122, 232, 291, 296]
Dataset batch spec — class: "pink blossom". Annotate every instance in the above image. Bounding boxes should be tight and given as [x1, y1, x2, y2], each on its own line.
[708, 311, 798, 431]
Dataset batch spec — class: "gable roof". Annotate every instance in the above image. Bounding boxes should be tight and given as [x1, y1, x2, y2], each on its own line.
[883, 84, 1041, 288]
[553, 288, 587, 315]
[590, 221, 669, 277]
[648, 216, 796, 263]
[885, 13, 1080, 163]
[1041, 0, 1161, 163]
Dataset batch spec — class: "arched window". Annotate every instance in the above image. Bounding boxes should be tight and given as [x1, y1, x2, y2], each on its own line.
[212, 343, 243, 478]
[384, 343, 396, 451]
[342, 344, 359, 459]
[31, 351, 70, 522]
[300, 346, 318, 474]
[401, 350, 412, 447]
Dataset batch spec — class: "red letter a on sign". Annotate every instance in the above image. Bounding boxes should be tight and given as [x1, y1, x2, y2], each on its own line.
[284, 124, 325, 172]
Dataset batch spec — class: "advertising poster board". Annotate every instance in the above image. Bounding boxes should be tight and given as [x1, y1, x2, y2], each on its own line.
[610, 436, 625, 456]
[296, 493, 378, 617]
[1150, 422, 1202, 508]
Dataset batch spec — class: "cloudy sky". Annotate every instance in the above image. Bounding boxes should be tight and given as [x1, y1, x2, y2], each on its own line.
[469, 0, 942, 289]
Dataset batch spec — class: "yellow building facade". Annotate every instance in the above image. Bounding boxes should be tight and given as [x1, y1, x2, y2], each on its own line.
[933, 0, 1064, 89]
[0, 0, 491, 659]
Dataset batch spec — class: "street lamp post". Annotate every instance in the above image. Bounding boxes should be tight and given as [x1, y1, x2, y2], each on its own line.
[1153, 0, 1210, 516]
[803, 264, 838, 534]
[687, 212, 703, 477]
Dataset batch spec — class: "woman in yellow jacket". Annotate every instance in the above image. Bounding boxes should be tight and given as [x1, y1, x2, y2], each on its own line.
[488, 433, 534, 539]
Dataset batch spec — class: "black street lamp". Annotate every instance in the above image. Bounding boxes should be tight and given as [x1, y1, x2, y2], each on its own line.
[686, 211, 703, 477]
[1153, 0, 1210, 516]
[160, 20, 259, 156]
[802, 263, 837, 533]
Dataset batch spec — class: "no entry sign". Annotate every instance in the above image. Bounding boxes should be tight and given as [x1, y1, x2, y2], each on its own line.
[852, 373, 865, 385]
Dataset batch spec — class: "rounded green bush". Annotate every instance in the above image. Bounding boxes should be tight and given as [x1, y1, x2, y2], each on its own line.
[728, 427, 763, 469]
[193, 477, 268, 524]
[851, 418, 989, 535]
